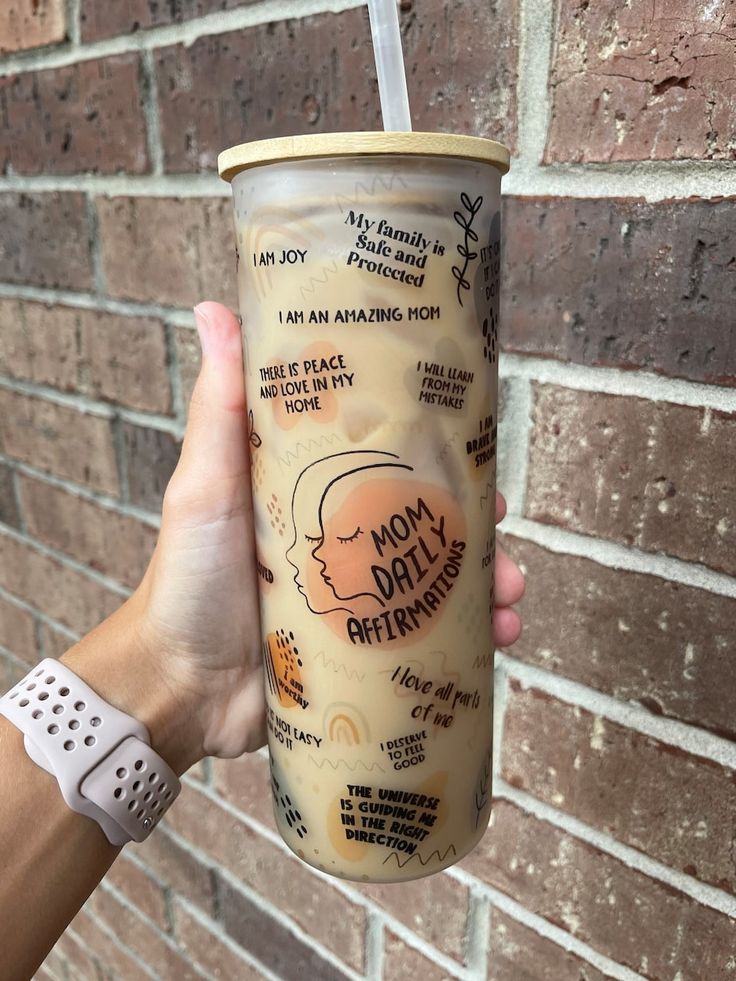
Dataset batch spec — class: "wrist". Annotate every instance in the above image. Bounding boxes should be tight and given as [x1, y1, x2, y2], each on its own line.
[61, 600, 203, 778]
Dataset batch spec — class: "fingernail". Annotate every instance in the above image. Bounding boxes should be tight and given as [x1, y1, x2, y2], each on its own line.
[193, 304, 213, 356]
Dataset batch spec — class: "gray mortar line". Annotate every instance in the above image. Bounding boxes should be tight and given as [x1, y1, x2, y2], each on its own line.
[492, 778, 736, 920]
[496, 372, 533, 516]
[499, 514, 736, 599]
[0, 0, 367, 76]
[497, 651, 736, 773]
[0, 524, 131, 597]
[0, 454, 161, 527]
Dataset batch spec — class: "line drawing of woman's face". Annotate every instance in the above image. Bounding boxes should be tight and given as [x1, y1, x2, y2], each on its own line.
[285, 451, 412, 617]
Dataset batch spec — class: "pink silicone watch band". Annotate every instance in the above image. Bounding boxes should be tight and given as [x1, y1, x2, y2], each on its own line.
[0, 659, 180, 846]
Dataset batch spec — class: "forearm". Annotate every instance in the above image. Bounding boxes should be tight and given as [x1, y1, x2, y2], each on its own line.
[0, 596, 201, 981]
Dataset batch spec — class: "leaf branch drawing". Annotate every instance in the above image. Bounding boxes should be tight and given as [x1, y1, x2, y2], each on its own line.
[452, 192, 483, 307]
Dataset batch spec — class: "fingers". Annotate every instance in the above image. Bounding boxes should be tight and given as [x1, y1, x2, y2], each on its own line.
[171, 303, 250, 495]
[495, 491, 507, 524]
[494, 606, 522, 647]
[495, 545, 525, 607]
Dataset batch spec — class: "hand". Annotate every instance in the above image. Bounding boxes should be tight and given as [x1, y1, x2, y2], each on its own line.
[70, 302, 525, 773]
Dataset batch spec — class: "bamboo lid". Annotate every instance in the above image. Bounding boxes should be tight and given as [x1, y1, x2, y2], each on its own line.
[218, 132, 510, 182]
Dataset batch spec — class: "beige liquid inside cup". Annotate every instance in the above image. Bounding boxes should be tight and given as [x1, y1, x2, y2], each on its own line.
[220, 133, 508, 883]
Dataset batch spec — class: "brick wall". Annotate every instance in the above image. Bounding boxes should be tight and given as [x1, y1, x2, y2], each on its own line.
[0, 0, 734, 978]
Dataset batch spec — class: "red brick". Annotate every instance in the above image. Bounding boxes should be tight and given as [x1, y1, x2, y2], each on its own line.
[0, 55, 149, 176]
[35, 947, 69, 981]
[360, 875, 468, 963]
[165, 782, 366, 971]
[174, 327, 201, 414]
[20, 476, 157, 588]
[80, 0, 258, 41]
[96, 196, 237, 308]
[218, 877, 352, 981]
[137, 828, 217, 917]
[0, 192, 93, 290]
[40, 621, 77, 659]
[502, 683, 736, 895]
[90, 888, 201, 981]
[500, 537, 736, 742]
[526, 386, 736, 576]
[0, 0, 65, 53]
[212, 752, 274, 828]
[502, 196, 736, 386]
[70, 909, 158, 981]
[462, 800, 736, 979]
[155, 2, 517, 172]
[0, 461, 21, 530]
[52, 930, 102, 980]
[488, 910, 612, 981]
[0, 593, 36, 664]
[0, 300, 171, 413]
[105, 856, 169, 932]
[546, 0, 736, 162]
[382, 929, 453, 981]
[0, 390, 119, 495]
[122, 423, 181, 512]
[173, 902, 265, 980]
[0, 533, 122, 634]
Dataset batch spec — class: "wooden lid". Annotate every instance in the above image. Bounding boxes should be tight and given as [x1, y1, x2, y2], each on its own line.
[218, 132, 510, 181]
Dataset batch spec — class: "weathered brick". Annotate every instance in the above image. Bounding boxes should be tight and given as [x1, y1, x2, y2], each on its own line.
[40, 621, 77, 659]
[20, 476, 158, 588]
[382, 929, 453, 981]
[155, 2, 517, 172]
[0, 391, 119, 495]
[96, 196, 236, 308]
[0, 593, 36, 664]
[500, 536, 736, 741]
[164, 782, 366, 971]
[35, 947, 69, 981]
[360, 875, 469, 963]
[174, 326, 201, 413]
[0, 192, 93, 290]
[526, 386, 736, 575]
[502, 683, 736, 895]
[0, 300, 172, 413]
[90, 888, 201, 981]
[546, 0, 736, 162]
[70, 910, 151, 981]
[122, 423, 181, 512]
[104, 856, 169, 932]
[52, 930, 102, 980]
[218, 877, 351, 981]
[80, 0, 258, 41]
[33, 967, 59, 981]
[0, 55, 148, 176]
[0, 460, 21, 529]
[0, 0, 65, 53]
[0, 533, 122, 634]
[0, 652, 25, 692]
[173, 902, 265, 980]
[212, 752, 274, 828]
[488, 910, 612, 981]
[462, 801, 736, 979]
[137, 829, 217, 917]
[502, 197, 736, 386]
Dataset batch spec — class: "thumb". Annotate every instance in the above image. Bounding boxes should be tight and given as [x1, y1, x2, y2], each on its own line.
[174, 302, 250, 489]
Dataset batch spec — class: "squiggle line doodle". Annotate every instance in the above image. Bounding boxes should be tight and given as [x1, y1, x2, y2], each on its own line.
[313, 650, 365, 682]
[298, 260, 340, 300]
[278, 434, 343, 472]
[472, 652, 493, 669]
[382, 844, 457, 868]
[435, 431, 461, 464]
[308, 755, 386, 773]
[334, 173, 410, 216]
[479, 481, 494, 510]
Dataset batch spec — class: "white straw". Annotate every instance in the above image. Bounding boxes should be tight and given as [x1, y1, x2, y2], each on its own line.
[367, 0, 413, 131]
